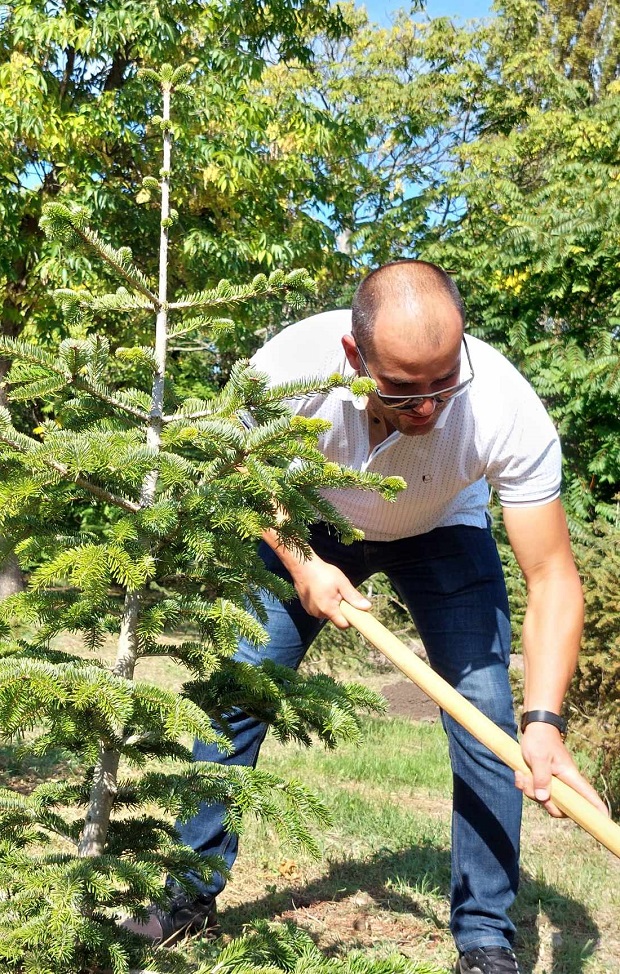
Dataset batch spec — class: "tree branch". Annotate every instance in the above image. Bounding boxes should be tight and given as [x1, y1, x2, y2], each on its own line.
[0, 432, 141, 513]
[103, 52, 129, 92]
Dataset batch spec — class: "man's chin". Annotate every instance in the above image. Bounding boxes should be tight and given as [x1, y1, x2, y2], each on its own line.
[396, 413, 439, 435]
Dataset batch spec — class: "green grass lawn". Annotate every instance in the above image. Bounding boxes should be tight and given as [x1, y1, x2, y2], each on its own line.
[209, 714, 620, 974]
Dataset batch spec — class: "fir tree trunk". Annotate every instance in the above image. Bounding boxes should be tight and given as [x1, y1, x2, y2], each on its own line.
[78, 590, 139, 856]
[77, 744, 122, 857]
[0, 552, 25, 600]
[78, 84, 172, 858]
[0, 349, 25, 598]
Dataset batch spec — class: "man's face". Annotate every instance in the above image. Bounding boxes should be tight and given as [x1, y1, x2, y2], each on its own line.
[343, 300, 466, 437]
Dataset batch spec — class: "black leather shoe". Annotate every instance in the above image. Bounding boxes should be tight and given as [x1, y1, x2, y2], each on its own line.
[121, 888, 219, 945]
[456, 946, 520, 974]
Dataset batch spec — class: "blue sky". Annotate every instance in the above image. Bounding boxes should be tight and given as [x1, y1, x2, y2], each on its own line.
[361, 0, 492, 24]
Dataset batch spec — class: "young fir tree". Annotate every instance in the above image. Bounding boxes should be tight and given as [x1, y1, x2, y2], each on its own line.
[0, 64, 403, 974]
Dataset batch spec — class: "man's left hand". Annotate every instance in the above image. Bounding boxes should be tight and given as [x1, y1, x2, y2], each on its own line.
[516, 722, 609, 818]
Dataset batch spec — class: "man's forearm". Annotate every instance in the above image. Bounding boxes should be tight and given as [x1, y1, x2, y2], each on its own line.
[521, 566, 584, 713]
[503, 500, 584, 716]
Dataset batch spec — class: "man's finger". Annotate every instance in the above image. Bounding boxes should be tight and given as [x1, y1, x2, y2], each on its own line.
[514, 769, 564, 817]
[328, 602, 353, 630]
[518, 751, 609, 819]
[531, 759, 553, 804]
[328, 588, 370, 629]
[339, 587, 371, 611]
[552, 764, 610, 818]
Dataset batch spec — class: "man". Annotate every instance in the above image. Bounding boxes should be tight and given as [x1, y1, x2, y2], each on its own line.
[126, 260, 606, 974]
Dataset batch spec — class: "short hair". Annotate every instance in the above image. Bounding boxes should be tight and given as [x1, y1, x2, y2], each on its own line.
[351, 260, 465, 353]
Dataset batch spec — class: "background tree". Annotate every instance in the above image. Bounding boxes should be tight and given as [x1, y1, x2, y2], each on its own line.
[418, 0, 620, 522]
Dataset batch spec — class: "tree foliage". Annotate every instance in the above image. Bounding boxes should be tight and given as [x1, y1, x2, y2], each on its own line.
[195, 919, 441, 973]
[0, 0, 352, 366]
[2, 0, 619, 923]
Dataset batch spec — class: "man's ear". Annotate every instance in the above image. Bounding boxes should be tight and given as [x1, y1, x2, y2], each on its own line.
[342, 333, 360, 371]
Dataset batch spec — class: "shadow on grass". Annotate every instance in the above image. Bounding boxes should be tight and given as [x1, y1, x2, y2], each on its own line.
[1, 744, 602, 972]
[0, 743, 81, 794]
[218, 846, 600, 974]
[514, 871, 601, 974]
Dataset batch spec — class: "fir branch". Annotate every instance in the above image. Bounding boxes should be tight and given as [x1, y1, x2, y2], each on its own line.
[0, 789, 78, 847]
[70, 378, 151, 423]
[5, 437, 140, 512]
[0, 409, 141, 513]
[41, 203, 159, 306]
[168, 268, 315, 311]
[161, 367, 361, 424]
[0, 334, 60, 372]
[263, 372, 374, 405]
[55, 287, 155, 315]
[208, 919, 439, 973]
[0, 333, 152, 423]
[131, 681, 228, 749]
[160, 416, 245, 455]
[168, 314, 235, 341]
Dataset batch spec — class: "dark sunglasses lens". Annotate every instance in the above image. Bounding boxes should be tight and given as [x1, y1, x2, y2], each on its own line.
[434, 382, 471, 404]
[378, 379, 471, 410]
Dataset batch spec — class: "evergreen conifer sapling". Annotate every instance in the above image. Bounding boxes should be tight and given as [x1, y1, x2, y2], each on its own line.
[0, 64, 403, 973]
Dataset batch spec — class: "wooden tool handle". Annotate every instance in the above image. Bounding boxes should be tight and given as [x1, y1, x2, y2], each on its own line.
[340, 601, 620, 859]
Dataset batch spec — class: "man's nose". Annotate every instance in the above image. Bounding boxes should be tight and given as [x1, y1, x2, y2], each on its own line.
[408, 396, 437, 416]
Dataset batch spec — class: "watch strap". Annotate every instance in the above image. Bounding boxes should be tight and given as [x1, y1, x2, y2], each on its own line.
[520, 709, 567, 737]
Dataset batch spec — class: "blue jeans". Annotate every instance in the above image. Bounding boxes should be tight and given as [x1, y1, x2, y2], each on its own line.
[177, 522, 521, 953]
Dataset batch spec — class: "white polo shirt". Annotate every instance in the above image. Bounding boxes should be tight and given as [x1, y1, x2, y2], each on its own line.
[251, 310, 561, 542]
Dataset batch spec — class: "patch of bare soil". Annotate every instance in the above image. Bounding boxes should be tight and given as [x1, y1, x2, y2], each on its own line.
[219, 862, 453, 969]
[380, 680, 439, 722]
[377, 653, 524, 723]
[276, 890, 448, 962]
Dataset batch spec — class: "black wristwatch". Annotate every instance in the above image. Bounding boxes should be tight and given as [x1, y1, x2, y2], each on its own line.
[520, 709, 568, 739]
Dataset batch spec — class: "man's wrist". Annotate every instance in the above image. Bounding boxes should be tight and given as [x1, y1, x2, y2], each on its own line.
[520, 709, 568, 739]
[286, 549, 321, 582]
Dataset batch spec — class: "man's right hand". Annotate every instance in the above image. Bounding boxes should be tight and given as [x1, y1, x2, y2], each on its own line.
[289, 554, 371, 629]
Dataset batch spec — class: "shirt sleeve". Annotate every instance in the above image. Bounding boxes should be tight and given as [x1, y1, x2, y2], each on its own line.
[482, 364, 562, 508]
[250, 310, 352, 386]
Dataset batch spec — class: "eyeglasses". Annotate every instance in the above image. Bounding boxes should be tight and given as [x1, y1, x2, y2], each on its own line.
[355, 337, 474, 411]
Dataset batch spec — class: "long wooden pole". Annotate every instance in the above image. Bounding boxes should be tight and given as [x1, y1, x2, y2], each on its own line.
[340, 601, 620, 859]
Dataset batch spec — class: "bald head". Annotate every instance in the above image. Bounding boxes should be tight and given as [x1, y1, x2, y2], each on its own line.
[351, 260, 465, 353]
